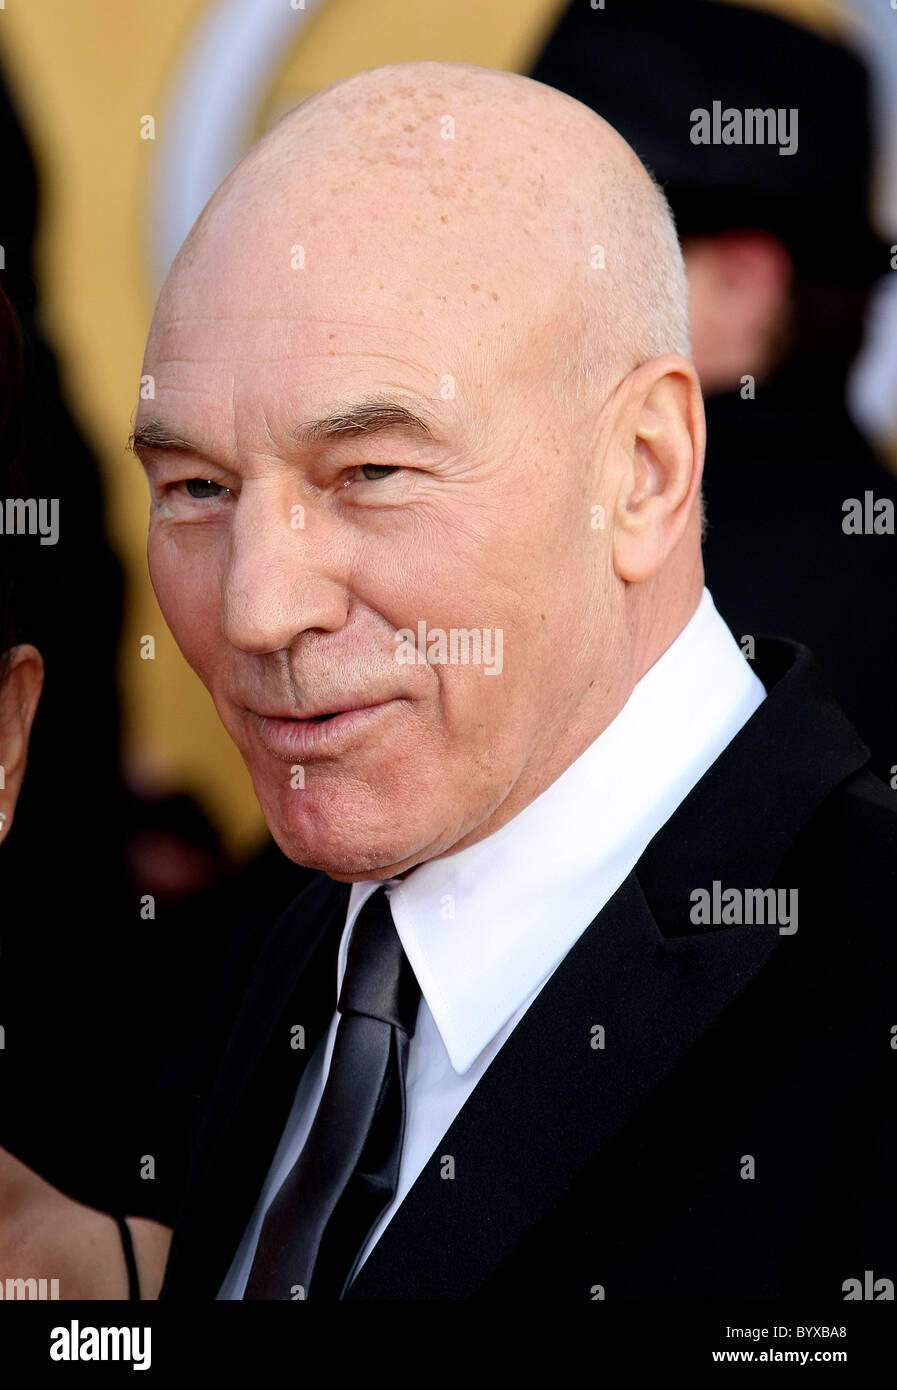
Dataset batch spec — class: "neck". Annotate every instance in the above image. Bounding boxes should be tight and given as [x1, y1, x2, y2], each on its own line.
[433, 570, 706, 866]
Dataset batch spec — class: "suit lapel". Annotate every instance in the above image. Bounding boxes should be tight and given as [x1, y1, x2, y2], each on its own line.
[345, 871, 782, 1298]
[635, 637, 869, 931]
[347, 638, 870, 1298]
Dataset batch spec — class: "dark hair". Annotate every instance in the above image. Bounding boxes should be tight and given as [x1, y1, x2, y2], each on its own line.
[0, 280, 26, 684]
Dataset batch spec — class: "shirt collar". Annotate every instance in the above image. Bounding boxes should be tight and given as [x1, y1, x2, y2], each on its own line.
[340, 589, 766, 1075]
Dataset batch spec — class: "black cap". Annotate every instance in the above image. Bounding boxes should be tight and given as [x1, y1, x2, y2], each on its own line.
[529, 0, 891, 288]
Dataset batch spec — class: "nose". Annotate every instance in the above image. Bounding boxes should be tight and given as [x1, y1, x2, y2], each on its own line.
[221, 481, 349, 653]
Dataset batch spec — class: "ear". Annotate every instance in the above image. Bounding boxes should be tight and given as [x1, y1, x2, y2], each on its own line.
[612, 355, 705, 584]
[0, 644, 44, 842]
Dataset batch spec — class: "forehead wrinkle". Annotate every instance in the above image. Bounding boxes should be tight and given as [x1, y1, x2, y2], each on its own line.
[147, 311, 439, 364]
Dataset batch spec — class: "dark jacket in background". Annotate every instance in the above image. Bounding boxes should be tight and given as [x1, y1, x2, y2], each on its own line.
[702, 361, 897, 783]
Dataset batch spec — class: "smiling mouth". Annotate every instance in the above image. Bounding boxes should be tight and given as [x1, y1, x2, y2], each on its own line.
[252, 701, 400, 759]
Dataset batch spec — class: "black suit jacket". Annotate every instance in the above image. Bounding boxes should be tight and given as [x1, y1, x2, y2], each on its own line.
[160, 638, 896, 1300]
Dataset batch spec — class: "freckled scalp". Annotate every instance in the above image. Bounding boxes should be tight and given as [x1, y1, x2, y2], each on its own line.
[162, 59, 690, 428]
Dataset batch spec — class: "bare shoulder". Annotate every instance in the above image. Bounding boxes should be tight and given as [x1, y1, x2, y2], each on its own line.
[0, 1147, 170, 1300]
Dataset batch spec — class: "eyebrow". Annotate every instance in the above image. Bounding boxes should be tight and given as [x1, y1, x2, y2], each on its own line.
[128, 420, 199, 457]
[289, 399, 435, 447]
[128, 398, 436, 461]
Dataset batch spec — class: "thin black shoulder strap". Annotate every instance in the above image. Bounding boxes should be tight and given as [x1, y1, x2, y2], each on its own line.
[117, 1215, 140, 1301]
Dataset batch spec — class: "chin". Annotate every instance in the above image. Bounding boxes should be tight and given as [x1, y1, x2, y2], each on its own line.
[267, 824, 418, 880]
[257, 781, 432, 881]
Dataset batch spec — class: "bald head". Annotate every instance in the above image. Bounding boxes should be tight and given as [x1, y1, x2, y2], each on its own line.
[136, 60, 704, 878]
[170, 60, 689, 419]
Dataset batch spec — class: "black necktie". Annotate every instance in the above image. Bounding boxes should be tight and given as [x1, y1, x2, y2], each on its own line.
[243, 886, 421, 1300]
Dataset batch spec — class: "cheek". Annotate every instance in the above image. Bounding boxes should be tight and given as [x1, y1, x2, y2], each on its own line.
[147, 530, 223, 672]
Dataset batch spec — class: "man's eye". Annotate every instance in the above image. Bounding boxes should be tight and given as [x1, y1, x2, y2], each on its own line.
[358, 464, 399, 481]
[183, 478, 229, 499]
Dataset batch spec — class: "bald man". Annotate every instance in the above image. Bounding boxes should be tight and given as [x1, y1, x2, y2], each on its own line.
[135, 62, 896, 1302]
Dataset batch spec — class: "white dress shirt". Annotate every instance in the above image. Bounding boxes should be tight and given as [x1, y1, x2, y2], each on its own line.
[218, 588, 766, 1298]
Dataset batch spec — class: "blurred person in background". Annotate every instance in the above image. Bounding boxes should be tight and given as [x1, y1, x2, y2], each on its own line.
[0, 281, 171, 1298]
[0, 58, 272, 1229]
[531, 0, 897, 779]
